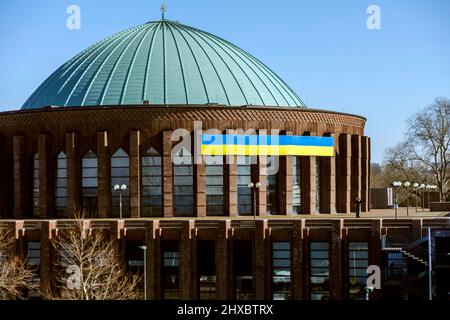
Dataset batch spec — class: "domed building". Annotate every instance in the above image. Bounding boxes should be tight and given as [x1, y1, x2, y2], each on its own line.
[1, 18, 442, 301]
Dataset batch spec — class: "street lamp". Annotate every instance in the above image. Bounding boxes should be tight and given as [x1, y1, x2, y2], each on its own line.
[248, 182, 262, 220]
[420, 184, 426, 211]
[138, 245, 147, 300]
[413, 183, 419, 213]
[392, 181, 402, 220]
[404, 181, 411, 216]
[114, 184, 127, 219]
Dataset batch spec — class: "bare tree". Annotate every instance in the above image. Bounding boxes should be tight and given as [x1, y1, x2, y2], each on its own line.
[0, 228, 38, 300]
[406, 98, 450, 201]
[44, 215, 140, 300]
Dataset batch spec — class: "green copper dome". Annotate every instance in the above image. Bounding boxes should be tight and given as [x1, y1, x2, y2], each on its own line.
[22, 20, 305, 109]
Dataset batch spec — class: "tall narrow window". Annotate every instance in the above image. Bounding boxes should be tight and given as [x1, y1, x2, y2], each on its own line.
[141, 148, 163, 217]
[33, 154, 40, 217]
[27, 242, 41, 298]
[82, 151, 98, 216]
[315, 158, 321, 213]
[234, 240, 253, 300]
[162, 241, 180, 300]
[237, 157, 252, 216]
[55, 152, 68, 217]
[348, 242, 369, 300]
[198, 241, 216, 299]
[272, 242, 291, 300]
[266, 156, 279, 215]
[173, 148, 194, 216]
[292, 156, 301, 214]
[126, 242, 145, 299]
[206, 158, 224, 216]
[111, 149, 130, 218]
[310, 242, 329, 300]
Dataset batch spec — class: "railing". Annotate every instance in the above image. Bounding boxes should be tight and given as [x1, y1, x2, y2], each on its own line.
[382, 234, 429, 265]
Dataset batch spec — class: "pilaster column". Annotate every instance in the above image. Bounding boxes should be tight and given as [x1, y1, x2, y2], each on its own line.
[0, 135, 6, 218]
[145, 221, 160, 300]
[321, 133, 337, 214]
[13, 135, 26, 218]
[40, 221, 52, 298]
[301, 132, 317, 214]
[216, 220, 231, 299]
[163, 131, 173, 218]
[254, 156, 268, 216]
[369, 220, 382, 300]
[180, 220, 194, 299]
[66, 132, 80, 218]
[351, 135, 362, 212]
[225, 158, 237, 217]
[361, 137, 370, 212]
[38, 134, 52, 218]
[254, 220, 267, 300]
[195, 162, 206, 217]
[291, 221, 304, 299]
[130, 130, 141, 218]
[330, 220, 343, 300]
[97, 131, 110, 218]
[337, 134, 351, 213]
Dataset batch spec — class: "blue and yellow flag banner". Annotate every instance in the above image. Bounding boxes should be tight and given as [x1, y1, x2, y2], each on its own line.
[201, 134, 334, 156]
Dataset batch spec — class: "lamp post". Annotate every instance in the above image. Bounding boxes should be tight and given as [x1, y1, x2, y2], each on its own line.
[426, 185, 431, 211]
[114, 184, 127, 219]
[420, 184, 426, 211]
[413, 183, 419, 213]
[139, 245, 147, 300]
[248, 182, 262, 221]
[392, 181, 402, 220]
[404, 181, 410, 216]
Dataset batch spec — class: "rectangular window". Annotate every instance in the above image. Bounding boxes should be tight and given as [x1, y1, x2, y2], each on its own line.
[292, 157, 301, 214]
[82, 152, 98, 215]
[55, 152, 68, 217]
[27, 242, 41, 299]
[141, 151, 163, 217]
[266, 156, 279, 215]
[234, 240, 253, 300]
[162, 241, 180, 300]
[126, 242, 145, 299]
[310, 242, 329, 300]
[348, 242, 369, 300]
[237, 159, 252, 216]
[198, 241, 216, 300]
[111, 149, 130, 218]
[173, 156, 194, 216]
[272, 242, 291, 300]
[206, 160, 224, 216]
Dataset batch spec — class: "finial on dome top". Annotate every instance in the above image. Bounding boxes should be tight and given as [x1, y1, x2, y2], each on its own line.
[161, 1, 167, 20]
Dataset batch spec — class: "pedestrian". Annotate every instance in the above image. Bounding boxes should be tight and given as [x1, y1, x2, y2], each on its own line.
[354, 197, 362, 218]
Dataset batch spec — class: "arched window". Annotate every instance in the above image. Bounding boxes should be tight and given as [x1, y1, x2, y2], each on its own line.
[141, 147, 163, 217]
[266, 156, 279, 215]
[206, 157, 224, 216]
[32, 153, 40, 217]
[292, 157, 301, 214]
[55, 152, 67, 217]
[173, 148, 194, 216]
[111, 149, 130, 218]
[237, 156, 252, 216]
[82, 151, 98, 215]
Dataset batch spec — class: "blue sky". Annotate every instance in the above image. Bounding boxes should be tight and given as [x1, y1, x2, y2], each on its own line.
[0, 0, 449, 163]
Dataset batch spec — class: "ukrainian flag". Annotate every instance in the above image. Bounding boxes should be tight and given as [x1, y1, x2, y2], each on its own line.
[201, 134, 334, 156]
